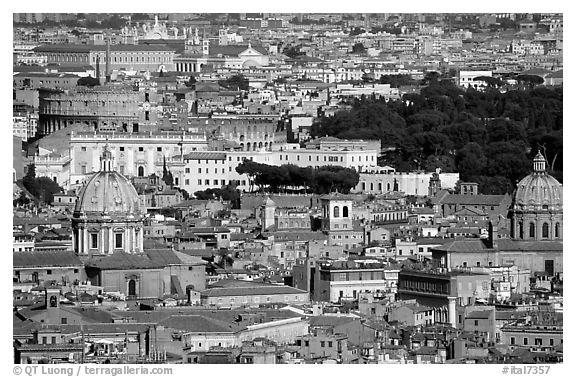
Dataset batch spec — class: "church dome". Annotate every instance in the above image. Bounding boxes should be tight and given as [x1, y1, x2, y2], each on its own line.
[74, 146, 143, 217]
[514, 151, 563, 212]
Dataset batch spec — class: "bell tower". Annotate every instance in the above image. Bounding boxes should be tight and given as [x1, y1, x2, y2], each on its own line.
[321, 193, 353, 232]
[45, 286, 62, 324]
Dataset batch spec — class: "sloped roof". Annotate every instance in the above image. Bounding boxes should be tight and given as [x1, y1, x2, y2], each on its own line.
[158, 315, 238, 333]
[433, 239, 563, 253]
[84, 252, 165, 270]
[466, 310, 493, 319]
[309, 315, 359, 328]
[13, 251, 82, 268]
[453, 207, 487, 216]
[183, 151, 227, 160]
[201, 280, 307, 297]
[439, 194, 508, 206]
[145, 248, 186, 265]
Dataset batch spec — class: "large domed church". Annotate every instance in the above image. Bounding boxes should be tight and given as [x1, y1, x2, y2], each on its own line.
[72, 146, 145, 255]
[432, 152, 563, 277]
[71, 146, 206, 299]
[511, 151, 562, 241]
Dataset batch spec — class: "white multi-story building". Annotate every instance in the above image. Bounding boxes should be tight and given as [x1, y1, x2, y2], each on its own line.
[13, 113, 38, 142]
[33, 154, 72, 188]
[315, 260, 400, 302]
[354, 168, 459, 196]
[274, 146, 378, 172]
[68, 131, 208, 189]
[459, 70, 493, 90]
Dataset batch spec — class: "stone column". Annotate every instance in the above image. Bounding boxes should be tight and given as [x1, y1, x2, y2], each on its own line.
[83, 227, 89, 254]
[448, 297, 457, 329]
[132, 227, 136, 253]
[124, 227, 130, 253]
[109, 227, 114, 254]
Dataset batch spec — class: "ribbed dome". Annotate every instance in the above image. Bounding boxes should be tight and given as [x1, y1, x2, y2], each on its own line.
[74, 171, 143, 216]
[74, 145, 143, 217]
[514, 151, 563, 211]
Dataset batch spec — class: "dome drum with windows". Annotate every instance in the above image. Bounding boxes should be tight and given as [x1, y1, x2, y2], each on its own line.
[72, 145, 145, 255]
[512, 151, 562, 241]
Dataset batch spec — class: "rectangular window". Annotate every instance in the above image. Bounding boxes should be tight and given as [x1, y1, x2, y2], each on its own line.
[157, 147, 162, 152]
[185, 179, 190, 185]
[205, 180, 210, 185]
[535, 338, 542, 346]
[320, 341, 325, 347]
[81, 146, 87, 152]
[523, 338, 528, 345]
[115, 233, 123, 249]
[510, 337, 516, 345]
[185, 168, 190, 173]
[138, 147, 144, 152]
[90, 233, 98, 249]
[120, 147, 124, 151]
[198, 179, 202, 185]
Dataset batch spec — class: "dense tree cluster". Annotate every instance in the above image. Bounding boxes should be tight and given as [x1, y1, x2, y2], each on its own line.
[351, 42, 367, 54]
[21, 164, 64, 205]
[194, 185, 241, 209]
[218, 74, 249, 91]
[311, 80, 562, 194]
[235, 160, 360, 194]
[77, 76, 100, 87]
[282, 45, 306, 59]
[378, 74, 419, 88]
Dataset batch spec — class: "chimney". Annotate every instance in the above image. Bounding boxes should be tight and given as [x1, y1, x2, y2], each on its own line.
[105, 39, 111, 83]
[96, 56, 100, 81]
[488, 221, 498, 249]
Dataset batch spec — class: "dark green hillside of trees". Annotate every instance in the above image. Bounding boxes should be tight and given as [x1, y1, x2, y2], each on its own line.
[311, 79, 562, 194]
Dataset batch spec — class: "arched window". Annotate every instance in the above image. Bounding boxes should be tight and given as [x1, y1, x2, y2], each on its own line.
[138, 166, 144, 177]
[343, 206, 349, 218]
[128, 279, 137, 297]
[529, 222, 535, 238]
[555, 222, 560, 238]
[333, 206, 340, 218]
[542, 223, 549, 238]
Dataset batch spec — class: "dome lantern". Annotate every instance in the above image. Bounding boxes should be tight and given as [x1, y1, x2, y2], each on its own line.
[533, 150, 546, 173]
[100, 144, 114, 172]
